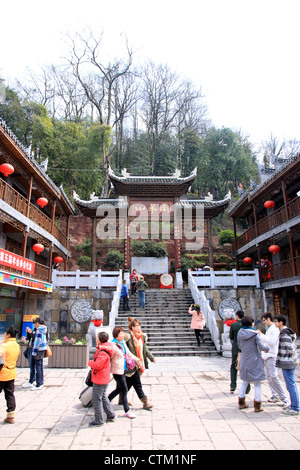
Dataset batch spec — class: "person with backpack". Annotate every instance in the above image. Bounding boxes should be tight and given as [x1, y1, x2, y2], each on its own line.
[87, 331, 116, 426]
[274, 314, 299, 416]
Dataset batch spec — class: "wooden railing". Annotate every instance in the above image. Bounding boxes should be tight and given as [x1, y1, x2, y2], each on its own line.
[0, 178, 68, 248]
[234, 195, 300, 251]
[260, 256, 300, 283]
[1, 261, 51, 282]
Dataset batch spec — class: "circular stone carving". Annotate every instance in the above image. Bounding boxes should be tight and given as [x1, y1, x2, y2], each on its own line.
[218, 298, 242, 320]
[70, 300, 93, 323]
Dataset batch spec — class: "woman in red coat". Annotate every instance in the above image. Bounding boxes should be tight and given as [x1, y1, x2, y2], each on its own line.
[188, 304, 206, 347]
[88, 331, 116, 427]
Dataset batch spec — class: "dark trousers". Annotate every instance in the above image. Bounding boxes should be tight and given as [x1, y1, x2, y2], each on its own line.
[194, 329, 204, 346]
[126, 370, 146, 400]
[0, 379, 16, 412]
[108, 374, 130, 413]
[130, 282, 136, 295]
[28, 347, 36, 384]
[122, 296, 131, 311]
[230, 351, 239, 390]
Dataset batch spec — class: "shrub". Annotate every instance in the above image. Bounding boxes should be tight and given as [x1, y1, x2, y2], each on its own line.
[103, 250, 124, 269]
[131, 240, 167, 258]
[218, 229, 235, 245]
[77, 255, 91, 270]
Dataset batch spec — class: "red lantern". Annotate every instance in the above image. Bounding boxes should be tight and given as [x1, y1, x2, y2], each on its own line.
[37, 197, 48, 208]
[264, 200, 275, 209]
[53, 256, 63, 264]
[269, 244, 280, 255]
[243, 257, 253, 264]
[0, 163, 14, 177]
[32, 243, 44, 255]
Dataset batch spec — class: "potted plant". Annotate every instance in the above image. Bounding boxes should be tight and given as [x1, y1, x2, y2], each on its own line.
[47, 337, 89, 368]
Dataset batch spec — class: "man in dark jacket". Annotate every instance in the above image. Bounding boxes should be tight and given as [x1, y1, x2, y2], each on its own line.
[229, 310, 244, 392]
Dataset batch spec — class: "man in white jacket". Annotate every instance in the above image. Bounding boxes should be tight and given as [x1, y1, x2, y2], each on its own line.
[258, 313, 288, 406]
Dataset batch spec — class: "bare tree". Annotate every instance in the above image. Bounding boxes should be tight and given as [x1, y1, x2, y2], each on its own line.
[67, 30, 134, 196]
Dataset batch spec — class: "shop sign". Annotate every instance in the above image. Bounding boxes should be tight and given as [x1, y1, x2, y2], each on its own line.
[0, 248, 35, 275]
[0, 270, 52, 292]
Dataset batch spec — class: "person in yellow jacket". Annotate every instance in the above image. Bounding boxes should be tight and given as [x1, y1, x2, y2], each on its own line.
[0, 327, 20, 424]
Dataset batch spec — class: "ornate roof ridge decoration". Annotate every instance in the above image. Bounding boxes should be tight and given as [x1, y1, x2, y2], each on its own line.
[108, 166, 197, 184]
[177, 190, 231, 208]
[0, 118, 74, 213]
[73, 191, 128, 209]
[228, 153, 300, 216]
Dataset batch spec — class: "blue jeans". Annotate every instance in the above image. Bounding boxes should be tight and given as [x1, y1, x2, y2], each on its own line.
[282, 368, 299, 411]
[138, 291, 145, 307]
[32, 355, 44, 387]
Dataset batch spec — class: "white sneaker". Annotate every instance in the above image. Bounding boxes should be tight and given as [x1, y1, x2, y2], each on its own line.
[124, 410, 136, 419]
[31, 384, 44, 391]
[22, 381, 34, 388]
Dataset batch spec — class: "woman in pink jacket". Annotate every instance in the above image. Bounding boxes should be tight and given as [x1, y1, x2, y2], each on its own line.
[87, 331, 116, 427]
[108, 327, 141, 419]
[188, 304, 206, 347]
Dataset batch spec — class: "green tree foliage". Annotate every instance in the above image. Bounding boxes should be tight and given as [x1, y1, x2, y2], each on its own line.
[0, 81, 259, 201]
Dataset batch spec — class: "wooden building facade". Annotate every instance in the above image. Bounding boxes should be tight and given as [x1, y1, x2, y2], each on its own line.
[228, 154, 300, 334]
[0, 118, 74, 335]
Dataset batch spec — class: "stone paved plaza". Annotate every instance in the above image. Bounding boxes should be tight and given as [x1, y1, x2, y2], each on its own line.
[0, 356, 300, 451]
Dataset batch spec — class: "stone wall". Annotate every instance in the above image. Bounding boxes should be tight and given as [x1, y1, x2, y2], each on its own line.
[27, 288, 115, 340]
[203, 287, 266, 337]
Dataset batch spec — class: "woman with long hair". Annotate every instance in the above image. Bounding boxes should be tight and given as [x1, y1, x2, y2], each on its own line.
[124, 317, 156, 410]
[188, 304, 206, 347]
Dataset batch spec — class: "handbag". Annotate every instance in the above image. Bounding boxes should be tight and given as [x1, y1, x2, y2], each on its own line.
[124, 354, 136, 371]
[44, 345, 52, 358]
[115, 342, 136, 372]
[23, 347, 29, 359]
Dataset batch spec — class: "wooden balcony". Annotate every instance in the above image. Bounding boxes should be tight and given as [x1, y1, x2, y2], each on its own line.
[234, 195, 300, 251]
[260, 256, 300, 283]
[0, 178, 68, 248]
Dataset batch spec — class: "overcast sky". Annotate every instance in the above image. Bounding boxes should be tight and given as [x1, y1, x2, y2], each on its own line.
[1, 0, 300, 150]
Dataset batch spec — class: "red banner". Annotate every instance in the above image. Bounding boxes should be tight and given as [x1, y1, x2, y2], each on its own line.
[0, 248, 35, 275]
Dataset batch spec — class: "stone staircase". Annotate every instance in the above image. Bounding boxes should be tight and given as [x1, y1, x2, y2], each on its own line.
[116, 288, 218, 356]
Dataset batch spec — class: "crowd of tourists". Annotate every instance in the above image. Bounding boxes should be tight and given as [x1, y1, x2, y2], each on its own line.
[229, 310, 299, 415]
[0, 300, 298, 427]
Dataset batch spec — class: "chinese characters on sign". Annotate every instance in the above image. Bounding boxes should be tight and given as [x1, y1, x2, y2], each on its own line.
[0, 248, 35, 275]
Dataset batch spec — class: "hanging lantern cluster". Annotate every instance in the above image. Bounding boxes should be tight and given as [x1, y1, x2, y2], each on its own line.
[32, 243, 44, 255]
[37, 197, 48, 208]
[53, 256, 63, 264]
[264, 200, 275, 209]
[269, 244, 280, 255]
[0, 163, 14, 177]
[243, 257, 253, 264]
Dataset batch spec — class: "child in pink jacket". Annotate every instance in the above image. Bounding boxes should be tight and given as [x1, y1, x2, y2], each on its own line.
[88, 331, 116, 427]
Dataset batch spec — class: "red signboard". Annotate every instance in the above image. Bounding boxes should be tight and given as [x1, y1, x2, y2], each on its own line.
[0, 248, 35, 275]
